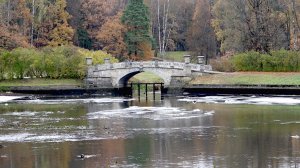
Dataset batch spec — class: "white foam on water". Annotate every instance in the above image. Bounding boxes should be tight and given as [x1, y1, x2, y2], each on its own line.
[0, 132, 121, 142]
[179, 96, 300, 105]
[204, 111, 215, 116]
[0, 96, 24, 103]
[291, 135, 300, 139]
[0, 118, 6, 124]
[24, 134, 77, 142]
[76, 154, 97, 159]
[280, 121, 300, 125]
[16, 97, 133, 104]
[0, 133, 34, 142]
[3, 111, 38, 117]
[88, 106, 214, 120]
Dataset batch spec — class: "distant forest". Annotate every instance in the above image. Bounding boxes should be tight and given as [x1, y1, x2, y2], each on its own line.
[1, 0, 300, 60]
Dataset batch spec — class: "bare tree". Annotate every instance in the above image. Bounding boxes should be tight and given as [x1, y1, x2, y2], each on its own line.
[31, 0, 35, 46]
[291, 0, 300, 50]
[156, 0, 170, 58]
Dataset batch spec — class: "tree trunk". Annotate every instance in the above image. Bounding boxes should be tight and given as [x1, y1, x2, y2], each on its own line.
[157, 0, 162, 55]
[31, 0, 35, 47]
[7, 0, 11, 26]
[291, 0, 299, 50]
[162, 0, 169, 57]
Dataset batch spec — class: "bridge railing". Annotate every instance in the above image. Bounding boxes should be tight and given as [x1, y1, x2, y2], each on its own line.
[92, 61, 212, 72]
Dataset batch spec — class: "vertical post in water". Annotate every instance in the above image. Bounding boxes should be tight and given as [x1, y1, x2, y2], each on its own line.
[138, 83, 141, 101]
[153, 83, 155, 100]
[145, 83, 148, 100]
[161, 83, 164, 100]
[130, 83, 133, 97]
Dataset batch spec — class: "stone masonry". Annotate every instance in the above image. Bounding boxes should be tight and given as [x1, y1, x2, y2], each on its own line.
[85, 56, 212, 88]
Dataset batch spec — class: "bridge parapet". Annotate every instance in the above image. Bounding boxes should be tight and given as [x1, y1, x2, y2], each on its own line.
[92, 61, 211, 72]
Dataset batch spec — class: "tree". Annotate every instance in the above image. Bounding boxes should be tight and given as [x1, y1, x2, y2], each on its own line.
[0, 0, 31, 48]
[156, 0, 170, 57]
[188, 0, 217, 63]
[288, 0, 300, 50]
[96, 12, 127, 60]
[0, 23, 29, 50]
[149, 0, 194, 53]
[80, 0, 123, 49]
[212, 0, 289, 54]
[48, 0, 74, 46]
[121, 0, 153, 60]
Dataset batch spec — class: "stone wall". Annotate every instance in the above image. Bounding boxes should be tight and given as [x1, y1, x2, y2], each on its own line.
[85, 57, 212, 88]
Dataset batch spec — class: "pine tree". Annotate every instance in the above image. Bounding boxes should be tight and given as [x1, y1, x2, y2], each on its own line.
[121, 0, 153, 60]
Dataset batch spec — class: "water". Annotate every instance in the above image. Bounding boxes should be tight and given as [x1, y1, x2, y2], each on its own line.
[1, 95, 300, 167]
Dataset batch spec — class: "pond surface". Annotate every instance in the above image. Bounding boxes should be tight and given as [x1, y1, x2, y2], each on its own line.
[1, 95, 300, 167]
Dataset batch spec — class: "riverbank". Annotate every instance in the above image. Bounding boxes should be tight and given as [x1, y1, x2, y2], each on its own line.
[191, 72, 300, 85]
[0, 79, 83, 96]
[185, 72, 300, 95]
[2, 72, 300, 96]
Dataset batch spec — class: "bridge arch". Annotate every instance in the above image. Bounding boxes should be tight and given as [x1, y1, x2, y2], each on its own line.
[114, 69, 171, 87]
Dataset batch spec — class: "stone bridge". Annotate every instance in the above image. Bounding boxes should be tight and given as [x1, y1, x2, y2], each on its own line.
[85, 55, 212, 88]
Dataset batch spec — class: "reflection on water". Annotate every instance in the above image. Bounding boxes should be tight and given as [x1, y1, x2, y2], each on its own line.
[1, 96, 300, 167]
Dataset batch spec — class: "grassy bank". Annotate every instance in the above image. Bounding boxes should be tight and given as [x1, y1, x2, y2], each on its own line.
[158, 51, 189, 62]
[2, 72, 300, 91]
[191, 72, 300, 85]
[0, 79, 83, 87]
[129, 72, 164, 83]
[128, 71, 300, 86]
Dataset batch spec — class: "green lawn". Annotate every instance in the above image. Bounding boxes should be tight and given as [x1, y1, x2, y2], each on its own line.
[129, 72, 163, 83]
[191, 72, 300, 85]
[0, 78, 83, 87]
[158, 51, 190, 62]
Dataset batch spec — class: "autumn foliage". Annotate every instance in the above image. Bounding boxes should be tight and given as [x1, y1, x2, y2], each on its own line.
[96, 12, 127, 61]
[2, 0, 300, 71]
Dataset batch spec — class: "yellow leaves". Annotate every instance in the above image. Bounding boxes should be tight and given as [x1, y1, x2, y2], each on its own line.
[49, 23, 74, 46]
[137, 42, 154, 61]
[78, 48, 118, 65]
[47, 0, 74, 47]
[96, 12, 127, 60]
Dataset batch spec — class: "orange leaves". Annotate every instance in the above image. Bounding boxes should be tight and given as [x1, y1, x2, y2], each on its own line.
[96, 12, 127, 60]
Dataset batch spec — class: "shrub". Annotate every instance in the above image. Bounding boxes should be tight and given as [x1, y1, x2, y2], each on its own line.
[1, 50, 15, 79]
[0, 45, 118, 80]
[233, 51, 263, 71]
[78, 49, 118, 65]
[42, 46, 87, 79]
[210, 56, 235, 72]
[0, 50, 6, 80]
[232, 50, 300, 72]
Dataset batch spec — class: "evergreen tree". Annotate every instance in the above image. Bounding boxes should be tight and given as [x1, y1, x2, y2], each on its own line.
[121, 0, 153, 60]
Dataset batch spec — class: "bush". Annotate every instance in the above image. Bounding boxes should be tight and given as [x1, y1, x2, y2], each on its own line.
[78, 49, 118, 65]
[10, 48, 40, 78]
[233, 51, 264, 71]
[232, 50, 300, 72]
[0, 45, 118, 80]
[1, 50, 16, 79]
[42, 46, 86, 79]
[210, 56, 235, 72]
[0, 50, 6, 80]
